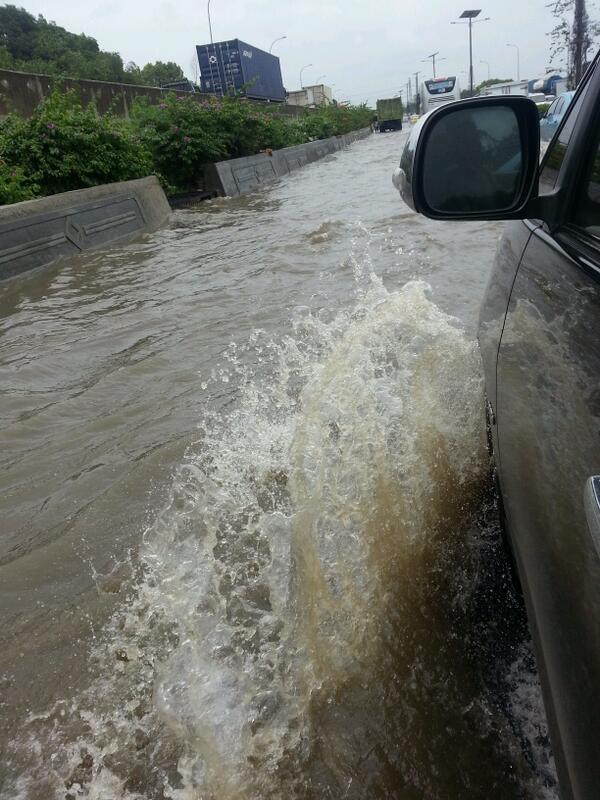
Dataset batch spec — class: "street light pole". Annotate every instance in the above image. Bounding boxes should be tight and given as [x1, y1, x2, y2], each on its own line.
[422, 52, 440, 78]
[269, 35, 287, 53]
[452, 10, 490, 95]
[468, 15, 474, 92]
[300, 63, 312, 88]
[207, 0, 213, 45]
[506, 43, 520, 81]
[414, 70, 420, 113]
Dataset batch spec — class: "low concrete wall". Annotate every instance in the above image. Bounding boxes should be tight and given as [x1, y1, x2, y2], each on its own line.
[0, 176, 171, 281]
[203, 126, 373, 197]
[0, 68, 306, 119]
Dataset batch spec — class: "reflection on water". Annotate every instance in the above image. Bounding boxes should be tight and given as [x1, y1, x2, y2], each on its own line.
[0, 133, 556, 798]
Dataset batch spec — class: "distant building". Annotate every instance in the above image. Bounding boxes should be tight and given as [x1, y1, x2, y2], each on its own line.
[481, 80, 529, 97]
[286, 84, 333, 107]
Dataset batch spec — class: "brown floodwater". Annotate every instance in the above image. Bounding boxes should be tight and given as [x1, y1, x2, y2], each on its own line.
[0, 131, 557, 799]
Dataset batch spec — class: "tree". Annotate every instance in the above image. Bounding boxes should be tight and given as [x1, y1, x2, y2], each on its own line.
[475, 77, 514, 91]
[138, 61, 185, 87]
[547, 0, 599, 86]
[0, 4, 125, 81]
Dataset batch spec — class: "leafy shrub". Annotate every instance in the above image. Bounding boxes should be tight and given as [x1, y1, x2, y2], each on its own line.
[537, 102, 551, 118]
[131, 94, 227, 192]
[0, 88, 375, 203]
[296, 104, 375, 141]
[0, 89, 152, 197]
[214, 97, 304, 158]
[0, 161, 37, 204]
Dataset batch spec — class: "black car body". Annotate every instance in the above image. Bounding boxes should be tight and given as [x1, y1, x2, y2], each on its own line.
[394, 53, 600, 800]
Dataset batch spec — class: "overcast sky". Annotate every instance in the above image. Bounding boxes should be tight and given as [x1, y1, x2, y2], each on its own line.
[16, 1, 572, 103]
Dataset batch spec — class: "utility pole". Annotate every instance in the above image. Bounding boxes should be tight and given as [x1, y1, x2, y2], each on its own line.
[207, 0, 213, 45]
[414, 70, 420, 113]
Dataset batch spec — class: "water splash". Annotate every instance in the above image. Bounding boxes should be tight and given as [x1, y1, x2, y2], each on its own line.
[3, 272, 555, 799]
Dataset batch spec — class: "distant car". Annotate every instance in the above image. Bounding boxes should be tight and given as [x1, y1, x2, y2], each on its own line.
[393, 50, 600, 800]
[539, 90, 575, 140]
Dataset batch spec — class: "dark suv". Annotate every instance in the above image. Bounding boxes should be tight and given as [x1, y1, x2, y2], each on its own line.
[394, 52, 600, 800]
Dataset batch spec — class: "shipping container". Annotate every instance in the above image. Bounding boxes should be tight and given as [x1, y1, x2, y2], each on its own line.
[196, 39, 285, 102]
[376, 97, 403, 132]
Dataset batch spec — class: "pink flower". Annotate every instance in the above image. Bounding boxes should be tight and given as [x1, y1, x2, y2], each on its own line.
[159, 103, 167, 109]
[182, 136, 191, 143]
[46, 122, 56, 130]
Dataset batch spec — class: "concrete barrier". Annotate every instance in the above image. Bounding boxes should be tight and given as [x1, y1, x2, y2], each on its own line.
[0, 176, 171, 281]
[203, 126, 373, 197]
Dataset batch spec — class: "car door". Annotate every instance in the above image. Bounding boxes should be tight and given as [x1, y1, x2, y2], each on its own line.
[495, 63, 600, 800]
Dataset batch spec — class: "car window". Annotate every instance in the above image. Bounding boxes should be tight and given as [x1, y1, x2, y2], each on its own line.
[555, 97, 565, 115]
[539, 82, 592, 192]
[547, 98, 559, 116]
[571, 130, 600, 238]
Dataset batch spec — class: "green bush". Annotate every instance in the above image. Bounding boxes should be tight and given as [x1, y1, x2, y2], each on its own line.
[537, 102, 551, 118]
[0, 161, 37, 204]
[0, 89, 375, 203]
[131, 94, 226, 192]
[295, 104, 375, 141]
[0, 89, 152, 197]
[214, 97, 304, 158]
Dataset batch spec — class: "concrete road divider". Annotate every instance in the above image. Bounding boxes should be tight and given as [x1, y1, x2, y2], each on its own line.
[0, 128, 372, 280]
[203, 126, 373, 197]
[0, 176, 171, 281]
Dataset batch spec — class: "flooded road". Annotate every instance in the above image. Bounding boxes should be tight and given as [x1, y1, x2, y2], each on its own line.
[0, 131, 557, 798]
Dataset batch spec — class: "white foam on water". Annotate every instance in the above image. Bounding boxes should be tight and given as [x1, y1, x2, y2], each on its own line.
[3, 233, 555, 799]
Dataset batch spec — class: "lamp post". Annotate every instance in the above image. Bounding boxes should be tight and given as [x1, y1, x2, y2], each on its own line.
[300, 63, 312, 88]
[451, 10, 490, 94]
[269, 35, 287, 53]
[422, 51, 443, 78]
[315, 74, 326, 84]
[414, 70, 420, 113]
[207, 0, 213, 45]
[506, 43, 520, 81]
[480, 59, 490, 80]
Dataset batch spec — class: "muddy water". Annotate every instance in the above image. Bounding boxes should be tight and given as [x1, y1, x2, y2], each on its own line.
[0, 132, 557, 798]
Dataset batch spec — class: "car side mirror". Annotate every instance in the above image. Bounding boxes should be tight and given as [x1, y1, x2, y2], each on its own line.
[393, 96, 540, 221]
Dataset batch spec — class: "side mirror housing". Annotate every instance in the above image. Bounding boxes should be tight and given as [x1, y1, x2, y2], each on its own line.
[393, 96, 540, 221]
